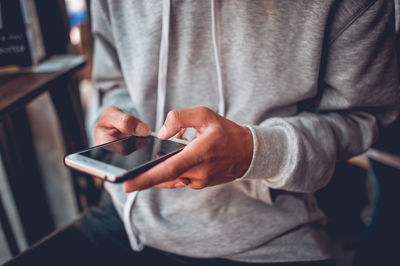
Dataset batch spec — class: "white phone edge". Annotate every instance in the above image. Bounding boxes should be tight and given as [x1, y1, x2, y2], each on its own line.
[64, 153, 126, 182]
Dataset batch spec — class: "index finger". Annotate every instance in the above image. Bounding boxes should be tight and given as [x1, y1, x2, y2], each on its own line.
[98, 106, 150, 136]
[123, 142, 201, 192]
[158, 107, 217, 139]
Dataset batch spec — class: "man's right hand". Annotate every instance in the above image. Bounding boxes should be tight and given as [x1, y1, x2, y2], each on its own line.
[94, 106, 151, 145]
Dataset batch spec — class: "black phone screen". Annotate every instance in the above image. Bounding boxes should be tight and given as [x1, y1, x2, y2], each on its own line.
[79, 135, 184, 171]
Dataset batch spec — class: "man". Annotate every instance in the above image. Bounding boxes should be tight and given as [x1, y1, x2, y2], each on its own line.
[6, 0, 399, 265]
[91, 0, 399, 264]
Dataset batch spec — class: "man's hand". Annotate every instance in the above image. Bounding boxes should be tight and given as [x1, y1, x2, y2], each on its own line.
[124, 107, 253, 192]
[94, 106, 151, 145]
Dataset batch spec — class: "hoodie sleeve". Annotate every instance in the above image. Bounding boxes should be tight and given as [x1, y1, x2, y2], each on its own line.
[89, 0, 138, 140]
[240, 0, 400, 193]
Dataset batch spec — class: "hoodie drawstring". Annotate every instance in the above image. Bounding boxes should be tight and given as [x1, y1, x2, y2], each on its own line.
[155, 0, 171, 132]
[123, 0, 171, 252]
[123, 0, 225, 251]
[211, 0, 225, 116]
[155, 0, 225, 132]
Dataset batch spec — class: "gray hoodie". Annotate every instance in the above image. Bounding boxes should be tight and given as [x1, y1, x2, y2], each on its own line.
[90, 0, 399, 263]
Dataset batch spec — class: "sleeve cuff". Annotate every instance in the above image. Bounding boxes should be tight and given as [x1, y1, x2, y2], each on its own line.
[237, 121, 298, 189]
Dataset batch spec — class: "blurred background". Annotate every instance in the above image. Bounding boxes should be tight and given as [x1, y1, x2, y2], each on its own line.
[0, 1, 399, 266]
[0, 0, 100, 263]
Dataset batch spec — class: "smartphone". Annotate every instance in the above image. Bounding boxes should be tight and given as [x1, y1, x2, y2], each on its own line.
[64, 133, 188, 183]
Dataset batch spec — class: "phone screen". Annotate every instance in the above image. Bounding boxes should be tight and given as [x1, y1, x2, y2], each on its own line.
[79, 135, 184, 171]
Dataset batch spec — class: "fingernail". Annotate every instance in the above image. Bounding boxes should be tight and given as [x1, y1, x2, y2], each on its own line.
[135, 123, 150, 136]
[174, 182, 186, 188]
[158, 125, 167, 138]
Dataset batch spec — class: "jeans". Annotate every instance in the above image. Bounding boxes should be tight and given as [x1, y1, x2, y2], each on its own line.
[4, 194, 335, 266]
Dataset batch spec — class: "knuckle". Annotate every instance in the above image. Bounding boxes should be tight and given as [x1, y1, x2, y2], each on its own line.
[211, 123, 225, 137]
[120, 113, 130, 125]
[99, 106, 121, 126]
[99, 108, 110, 121]
[166, 110, 180, 124]
[197, 106, 210, 116]
[196, 106, 214, 122]
[120, 114, 136, 131]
